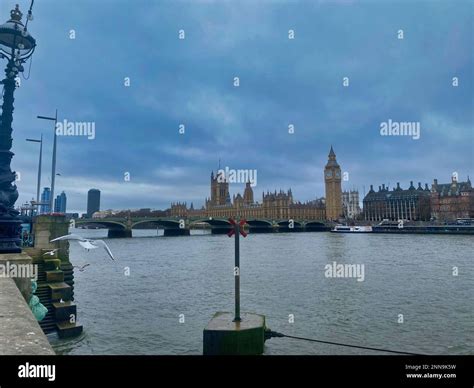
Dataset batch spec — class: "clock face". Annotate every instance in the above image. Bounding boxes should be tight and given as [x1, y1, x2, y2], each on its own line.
[326, 171, 333, 178]
[335, 171, 341, 178]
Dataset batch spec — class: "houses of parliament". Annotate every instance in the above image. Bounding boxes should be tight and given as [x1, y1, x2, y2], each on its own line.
[170, 147, 345, 221]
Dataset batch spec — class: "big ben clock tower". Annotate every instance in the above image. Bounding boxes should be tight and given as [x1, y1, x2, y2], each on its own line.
[324, 146, 343, 220]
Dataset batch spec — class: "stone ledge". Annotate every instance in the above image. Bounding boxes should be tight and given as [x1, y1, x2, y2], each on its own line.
[0, 277, 55, 355]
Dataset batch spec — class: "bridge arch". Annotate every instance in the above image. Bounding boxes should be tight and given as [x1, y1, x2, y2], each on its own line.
[74, 219, 131, 238]
[131, 219, 182, 229]
[246, 219, 273, 227]
[188, 218, 233, 234]
[189, 218, 232, 227]
[277, 219, 303, 232]
[305, 221, 330, 231]
[75, 220, 127, 230]
[131, 219, 190, 236]
[305, 221, 326, 227]
[277, 220, 303, 227]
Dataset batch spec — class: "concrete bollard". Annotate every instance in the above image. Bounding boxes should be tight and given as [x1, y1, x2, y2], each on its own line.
[203, 312, 266, 355]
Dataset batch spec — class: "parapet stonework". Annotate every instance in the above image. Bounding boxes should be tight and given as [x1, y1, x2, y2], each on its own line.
[0, 251, 54, 355]
[0, 252, 35, 302]
[0, 276, 54, 355]
[33, 214, 70, 253]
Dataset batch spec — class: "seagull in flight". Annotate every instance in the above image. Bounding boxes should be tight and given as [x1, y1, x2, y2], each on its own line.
[73, 263, 91, 272]
[50, 234, 115, 261]
[43, 249, 59, 256]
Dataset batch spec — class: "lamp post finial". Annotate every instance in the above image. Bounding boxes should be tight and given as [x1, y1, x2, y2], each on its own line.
[10, 4, 23, 22]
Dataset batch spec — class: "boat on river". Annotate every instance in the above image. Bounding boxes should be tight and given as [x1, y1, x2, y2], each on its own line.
[331, 225, 373, 233]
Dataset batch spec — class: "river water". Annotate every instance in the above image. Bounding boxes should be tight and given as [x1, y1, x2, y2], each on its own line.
[50, 229, 473, 355]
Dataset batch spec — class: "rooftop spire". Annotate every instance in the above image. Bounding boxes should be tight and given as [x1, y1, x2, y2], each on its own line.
[325, 145, 339, 168]
[329, 145, 336, 159]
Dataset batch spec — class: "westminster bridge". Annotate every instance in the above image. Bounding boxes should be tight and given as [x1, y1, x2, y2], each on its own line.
[72, 217, 331, 238]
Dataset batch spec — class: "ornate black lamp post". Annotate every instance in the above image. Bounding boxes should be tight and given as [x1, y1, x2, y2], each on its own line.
[0, 2, 36, 252]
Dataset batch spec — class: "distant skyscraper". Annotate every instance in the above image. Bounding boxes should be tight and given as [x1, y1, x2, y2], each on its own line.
[40, 187, 51, 214]
[87, 189, 101, 218]
[54, 191, 67, 213]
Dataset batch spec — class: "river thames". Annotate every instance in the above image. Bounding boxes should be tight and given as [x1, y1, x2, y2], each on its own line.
[50, 229, 473, 355]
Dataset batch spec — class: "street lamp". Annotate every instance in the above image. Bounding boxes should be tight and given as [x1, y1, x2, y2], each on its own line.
[37, 111, 58, 212]
[26, 134, 42, 214]
[0, 2, 36, 253]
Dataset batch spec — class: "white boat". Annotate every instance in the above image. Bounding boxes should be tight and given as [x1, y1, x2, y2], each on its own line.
[331, 225, 373, 233]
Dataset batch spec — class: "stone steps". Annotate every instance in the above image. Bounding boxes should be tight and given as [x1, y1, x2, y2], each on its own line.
[56, 321, 83, 339]
[48, 282, 72, 302]
[43, 258, 61, 271]
[45, 270, 64, 283]
[52, 301, 77, 321]
[29, 216, 83, 339]
[33, 257, 82, 338]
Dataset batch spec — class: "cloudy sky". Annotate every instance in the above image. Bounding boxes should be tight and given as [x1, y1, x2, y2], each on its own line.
[3, 0, 473, 214]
